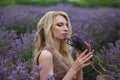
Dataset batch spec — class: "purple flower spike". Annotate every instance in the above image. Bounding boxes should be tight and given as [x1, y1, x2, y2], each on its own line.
[65, 34, 88, 52]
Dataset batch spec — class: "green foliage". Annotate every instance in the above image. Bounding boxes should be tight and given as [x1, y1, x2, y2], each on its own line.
[20, 49, 33, 62]
[0, 0, 16, 6]
[70, 0, 120, 8]
[0, 0, 120, 8]
[0, 41, 8, 47]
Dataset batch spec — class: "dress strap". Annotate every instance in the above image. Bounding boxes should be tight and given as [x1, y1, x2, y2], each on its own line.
[37, 50, 41, 65]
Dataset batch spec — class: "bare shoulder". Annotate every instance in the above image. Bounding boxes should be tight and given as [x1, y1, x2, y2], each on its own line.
[38, 50, 53, 64]
[38, 50, 54, 78]
[40, 50, 53, 59]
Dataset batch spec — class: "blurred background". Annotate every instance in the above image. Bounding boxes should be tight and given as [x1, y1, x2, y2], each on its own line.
[0, 0, 120, 8]
[0, 0, 120, 80]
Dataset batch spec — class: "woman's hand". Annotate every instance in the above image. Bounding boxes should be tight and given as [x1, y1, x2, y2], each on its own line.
[76, 41, 91, 58]
[71, 49, 94, 74]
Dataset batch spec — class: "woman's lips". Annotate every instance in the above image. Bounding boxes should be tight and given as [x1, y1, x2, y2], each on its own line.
[62, 33, 68, 37]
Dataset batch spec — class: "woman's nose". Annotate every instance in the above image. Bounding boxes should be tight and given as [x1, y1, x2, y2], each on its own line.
[63, 25, 68, 31]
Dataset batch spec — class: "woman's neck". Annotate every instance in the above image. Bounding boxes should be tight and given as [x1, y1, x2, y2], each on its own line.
[53, 39, 61, 52]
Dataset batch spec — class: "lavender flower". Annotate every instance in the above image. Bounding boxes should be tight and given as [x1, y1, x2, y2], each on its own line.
[65, 34, 88, 52]
[97, 39, 120, 79]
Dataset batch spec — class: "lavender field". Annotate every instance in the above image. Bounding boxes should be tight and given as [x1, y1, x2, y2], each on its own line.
[0, 4, 120, 80]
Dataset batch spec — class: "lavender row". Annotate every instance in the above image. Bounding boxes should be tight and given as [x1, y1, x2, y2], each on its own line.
[0, 4, 120, 49]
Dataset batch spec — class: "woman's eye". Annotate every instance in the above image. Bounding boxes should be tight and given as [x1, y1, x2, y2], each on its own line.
[57, 23, 63, 27]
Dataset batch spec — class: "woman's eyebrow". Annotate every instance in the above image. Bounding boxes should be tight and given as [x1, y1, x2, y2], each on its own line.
[57, 22, 67, 24]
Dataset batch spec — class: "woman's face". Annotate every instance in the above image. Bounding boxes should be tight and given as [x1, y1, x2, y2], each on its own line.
[52, 15, 69, 40]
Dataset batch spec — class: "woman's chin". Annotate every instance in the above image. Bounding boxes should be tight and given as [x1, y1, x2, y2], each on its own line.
[58, 37, 65, 41]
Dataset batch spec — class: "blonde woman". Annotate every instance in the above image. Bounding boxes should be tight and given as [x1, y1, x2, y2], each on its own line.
[33, 11, 94, 80]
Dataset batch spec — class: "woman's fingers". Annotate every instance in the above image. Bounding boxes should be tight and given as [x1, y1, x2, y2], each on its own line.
[82, 50, 94, 61]
[78, 49, 88, 58]
[82, 54, 93, 68]
[82, 62, 93, 68]
[77, 50, 94, 69]
[84, 41, 91, 51]
[83, 52, 93, 63]
[76, 50, 80, 58]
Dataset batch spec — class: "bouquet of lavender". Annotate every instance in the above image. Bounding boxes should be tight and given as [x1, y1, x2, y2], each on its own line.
[64, 34, 106, 74]
[64, 34, 88, 52]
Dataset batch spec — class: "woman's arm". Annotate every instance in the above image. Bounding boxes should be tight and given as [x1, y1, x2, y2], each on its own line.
[76, 70, 83, 80]
[38, 50, 54, 80]
[62, 49, 93, 80]
[75, 42, 92, 80]
[75, 51, 83, 80]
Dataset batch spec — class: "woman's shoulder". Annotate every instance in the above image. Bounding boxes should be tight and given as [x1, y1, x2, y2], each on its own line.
[37, 49, 53, 66]
[39, 49, 53, 59]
